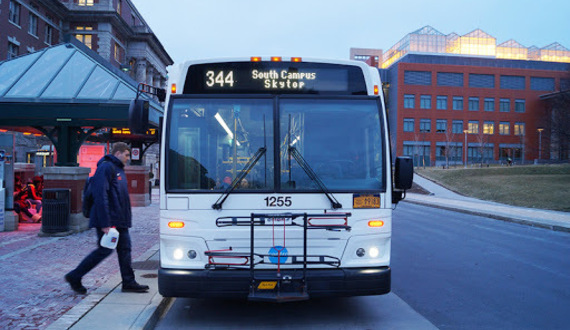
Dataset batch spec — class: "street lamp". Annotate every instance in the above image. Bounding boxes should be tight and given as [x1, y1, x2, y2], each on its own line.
[537, 128, 544, 161]
[463, 129, 469, 168]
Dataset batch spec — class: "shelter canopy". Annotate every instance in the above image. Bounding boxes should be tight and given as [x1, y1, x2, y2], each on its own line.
[0, 42, 162, 128]
[0, 41, 163, 166]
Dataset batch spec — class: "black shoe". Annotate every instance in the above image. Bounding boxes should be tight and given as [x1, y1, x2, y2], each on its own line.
[65, 273, 87, 294]
[122, 282, 149, 293]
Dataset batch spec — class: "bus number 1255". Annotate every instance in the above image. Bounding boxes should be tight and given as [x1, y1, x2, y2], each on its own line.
[264, 196, 292, 207]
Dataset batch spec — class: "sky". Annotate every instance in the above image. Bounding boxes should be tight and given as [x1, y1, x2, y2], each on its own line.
[131, 0, 570, 66]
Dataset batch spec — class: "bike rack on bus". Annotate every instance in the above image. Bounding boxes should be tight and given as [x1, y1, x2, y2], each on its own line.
[205, 212, 351, 302]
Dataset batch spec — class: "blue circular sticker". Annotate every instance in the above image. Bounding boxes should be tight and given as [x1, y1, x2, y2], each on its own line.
[268, 246, 288, 264]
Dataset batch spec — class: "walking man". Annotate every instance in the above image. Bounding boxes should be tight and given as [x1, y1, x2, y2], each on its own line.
[65, 142, 149, 294]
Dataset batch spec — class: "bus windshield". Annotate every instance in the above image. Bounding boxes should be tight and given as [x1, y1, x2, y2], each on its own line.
[280, 98, 384, 191]
[166, 97, 384, 192]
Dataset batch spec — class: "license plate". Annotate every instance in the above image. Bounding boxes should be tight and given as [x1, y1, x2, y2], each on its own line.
[353, 194, 380, 208]
[264, 217, 292, 225]
[258, 281, 277, 290]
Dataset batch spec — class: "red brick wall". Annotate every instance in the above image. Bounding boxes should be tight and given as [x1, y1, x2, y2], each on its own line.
[395, 62, 568, 163]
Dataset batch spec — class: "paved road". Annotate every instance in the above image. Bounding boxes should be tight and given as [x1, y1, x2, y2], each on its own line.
[391, 202, 570, 329]
[156, 293, 436, 329]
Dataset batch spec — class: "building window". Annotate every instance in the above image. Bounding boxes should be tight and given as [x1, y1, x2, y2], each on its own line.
[530, 77, 555, 91]
[468, 121, 479, 134]
[469, 74, 495, 88]
[117, 0, 122, 15]
[75, 26, 93, 49]
[404, 71, 432, 85]
[500, 75, 525, 90]
[404, 94, 415, 109]
[78, 0, 94, 6]
[436, 96, 447, 110]
[514, 122, 525, 136]
[419, 119, 431, 133]
[515, 99, 526, 113]
[8, 42, 19, 60]
[452, 96, 463, 110]
[483, 121, 494, 135]
[45, 25, 53, 45]
[420, 95, 431, 109]
[500, 98, 510, 112]
[436, 119, 447, 133]
[468, 97, 479, 111]
[484, 98, 495, 111]
[452, 120, 463, 134]
[29, 13, 39, 37]
[403, 118, 414, 132]
[499, 122, 510, 135]
[114, 43, 121, 62]
[9, 1, 21, 26]
[438, 72, 464, 87]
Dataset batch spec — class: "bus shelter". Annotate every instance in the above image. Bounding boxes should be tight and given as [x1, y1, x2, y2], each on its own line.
[0, 41, 163, 232]
[0, 41, 162, 166]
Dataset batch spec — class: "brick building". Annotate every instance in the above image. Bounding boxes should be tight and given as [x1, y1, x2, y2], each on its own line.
[357, 26, 570, 166]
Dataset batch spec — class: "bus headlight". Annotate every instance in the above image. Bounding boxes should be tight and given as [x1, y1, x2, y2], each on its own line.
[173, 248, 184, 260]
[187, 250, 197, 259]
[356, 248, 365, 257]
[369, 247, 380, 258]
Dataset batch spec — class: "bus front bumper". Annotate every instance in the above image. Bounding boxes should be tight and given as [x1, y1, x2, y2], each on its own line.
[158, 267, 390, 299]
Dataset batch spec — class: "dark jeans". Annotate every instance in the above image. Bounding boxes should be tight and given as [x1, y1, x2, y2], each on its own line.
[67, 227, 135, 285]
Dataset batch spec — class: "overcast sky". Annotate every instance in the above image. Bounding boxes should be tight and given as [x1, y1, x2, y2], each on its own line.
[131, 0, 570, 66]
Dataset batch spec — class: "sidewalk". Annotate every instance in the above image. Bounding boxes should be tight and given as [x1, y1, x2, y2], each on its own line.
[0, 189, 161, 329]
[407, 174, 570, 233]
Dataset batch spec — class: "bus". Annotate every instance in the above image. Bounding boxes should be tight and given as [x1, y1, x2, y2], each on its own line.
[131, 57, 413, 302]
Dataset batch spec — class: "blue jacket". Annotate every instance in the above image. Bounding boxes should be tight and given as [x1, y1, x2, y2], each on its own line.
[89, 155, 132, 229]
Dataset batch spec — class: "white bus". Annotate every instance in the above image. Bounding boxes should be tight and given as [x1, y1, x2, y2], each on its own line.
[135, 57, 413, 302]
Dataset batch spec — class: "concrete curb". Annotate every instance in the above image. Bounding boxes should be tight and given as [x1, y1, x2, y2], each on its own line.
[47, 244, 164, 330]
[404, 199, 570, 233]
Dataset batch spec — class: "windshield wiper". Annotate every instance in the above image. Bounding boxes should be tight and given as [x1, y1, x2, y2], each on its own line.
[212, 147, 267, 210]
[288, 146, 342, 209]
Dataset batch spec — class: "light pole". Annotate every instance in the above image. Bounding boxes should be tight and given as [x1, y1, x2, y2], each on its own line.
[537, 128, 544, 161]
[463, 129, 469, 168]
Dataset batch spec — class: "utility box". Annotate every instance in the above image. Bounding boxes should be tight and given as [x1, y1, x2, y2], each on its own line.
[41, 189, 70, 234]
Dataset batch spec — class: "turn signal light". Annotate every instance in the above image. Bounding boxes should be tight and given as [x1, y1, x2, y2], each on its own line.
[368, 220, 384, 227]
[374, 85, 379, 95]
[251, 56, 262, 62]
[168, 221, 185, 229]
[171, 83, 177, 94]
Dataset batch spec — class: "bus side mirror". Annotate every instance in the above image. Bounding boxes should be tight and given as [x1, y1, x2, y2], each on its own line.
[128, 99, 149, 134]
[395, 156, 413, 190]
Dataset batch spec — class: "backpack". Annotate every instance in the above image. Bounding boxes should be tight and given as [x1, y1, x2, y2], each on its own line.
[82, 161, 115, 218]
[82, 176, 94, 218]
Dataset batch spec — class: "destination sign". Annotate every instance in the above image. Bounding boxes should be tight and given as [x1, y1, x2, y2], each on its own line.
[184, 62, 367, 95]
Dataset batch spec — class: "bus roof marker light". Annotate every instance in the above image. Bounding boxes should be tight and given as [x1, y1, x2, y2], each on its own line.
[271, 57, 282, 62]
[291, 57, 302, 62]
[251, 57, 262, 62]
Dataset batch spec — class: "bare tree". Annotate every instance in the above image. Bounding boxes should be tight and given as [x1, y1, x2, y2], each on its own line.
[443, 129, 458, 169]
[476, 128, 490, 167]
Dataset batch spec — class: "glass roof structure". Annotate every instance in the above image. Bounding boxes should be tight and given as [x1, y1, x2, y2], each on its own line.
[0, 42, 162, 128]
[382, 25, 570, 68]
